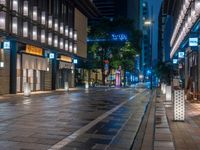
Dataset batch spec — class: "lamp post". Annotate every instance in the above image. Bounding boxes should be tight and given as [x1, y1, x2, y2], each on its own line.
[144, 19, 154, 90]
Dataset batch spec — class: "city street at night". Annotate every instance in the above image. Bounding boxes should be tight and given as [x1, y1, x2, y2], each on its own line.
[0, 88, 151, 150]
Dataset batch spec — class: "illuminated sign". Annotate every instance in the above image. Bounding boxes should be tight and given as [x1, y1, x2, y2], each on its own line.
[73, 59, 78, 64]
[111, 34, 128, 41]
[49, 53, 55, 59]
[3, 41, 10, 49]
[60, 55, 72, 62]
[178, 52, 185, 58]
[26, 45, 43, 56]
[173, 59, 178, 64]
[189, 38, 198, 47]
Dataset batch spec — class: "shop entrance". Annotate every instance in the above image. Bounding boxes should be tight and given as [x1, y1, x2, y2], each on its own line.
[17, 54, 48, 93]
[57, 69, 69, 89]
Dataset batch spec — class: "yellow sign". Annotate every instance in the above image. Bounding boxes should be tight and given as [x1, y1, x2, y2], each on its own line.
[60, 55, 72, 62]
[26, 45, 43, 56]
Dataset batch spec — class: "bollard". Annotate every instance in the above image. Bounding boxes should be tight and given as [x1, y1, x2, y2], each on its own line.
[174, 90, 185, 121]
[163, 84, 166, 94]
[85, 82, 89, 89]
[64, 82, 69, 91]
[166, 86, 172, 101]
[24, 82, 31, 97]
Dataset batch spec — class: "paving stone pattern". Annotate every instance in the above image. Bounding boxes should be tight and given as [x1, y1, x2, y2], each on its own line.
[0, 88, 150, 150]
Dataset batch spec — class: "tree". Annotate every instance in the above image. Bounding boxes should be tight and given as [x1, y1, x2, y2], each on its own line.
[87, 17, 142, 85]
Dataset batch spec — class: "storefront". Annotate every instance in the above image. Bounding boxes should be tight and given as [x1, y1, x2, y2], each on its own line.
[56, 55, 74, 89]
[16, 44, 49, 93]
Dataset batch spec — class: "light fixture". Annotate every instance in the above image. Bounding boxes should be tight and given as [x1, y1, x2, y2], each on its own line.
[23, 22, 28, 37]
[74, 31, 77, 40]
[23, 1, 28, 16]
[73, 44, 77, 54]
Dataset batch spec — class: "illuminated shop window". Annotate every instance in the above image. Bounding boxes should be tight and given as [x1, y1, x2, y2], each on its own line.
[48, 33, 52, 45]
[32, 26, 37, 40]
[33, 6, 37, 21]
[41, 11, 46, 25]
[60, 38, 63, 49]
[48, 16, 52, 28]
[23, 1, 28, 16]
[65, 40, 68, 51]
[23, 22, 28, 37]
[41, 30, 45, 43]
[12, 17, 18, 34]
[54, 35, 58, 47]
[0, 11, 6, 30]
[12, 0, 18, 12]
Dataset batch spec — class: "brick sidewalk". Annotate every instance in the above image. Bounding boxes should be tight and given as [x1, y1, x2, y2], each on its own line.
[166, 101, 200, 150]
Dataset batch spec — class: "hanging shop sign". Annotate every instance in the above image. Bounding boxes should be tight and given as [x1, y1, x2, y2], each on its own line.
[25, 45, 43, 56]
[189, 38, 198, 47]
[73, 59, 78, 64]
[173, 59, 178, 64]
[59, 55, 72, 63]
[49, 53, 55, 59]
[3, 41, 10, 49]
[178, 52, 185, 58]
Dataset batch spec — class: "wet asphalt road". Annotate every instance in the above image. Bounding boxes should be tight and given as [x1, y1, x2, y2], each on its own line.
[0, 88, 150, 150]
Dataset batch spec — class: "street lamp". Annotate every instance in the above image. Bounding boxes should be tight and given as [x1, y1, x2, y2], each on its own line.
[144, 19, 154, 90]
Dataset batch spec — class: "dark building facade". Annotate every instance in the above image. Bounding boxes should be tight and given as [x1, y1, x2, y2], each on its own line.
[92, 0, 142, 29]
[165, 0, 200, 93]
[0, 0, 98, 94]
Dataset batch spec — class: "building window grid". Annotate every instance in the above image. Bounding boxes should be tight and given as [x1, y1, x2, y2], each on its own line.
[0, 0, 76, 53]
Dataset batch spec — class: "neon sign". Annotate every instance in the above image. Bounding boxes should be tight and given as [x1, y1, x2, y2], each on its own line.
[111, 34, 128, 41]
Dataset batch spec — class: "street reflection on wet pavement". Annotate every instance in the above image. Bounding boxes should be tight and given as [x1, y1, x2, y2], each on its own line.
[0, 88, 150, 150]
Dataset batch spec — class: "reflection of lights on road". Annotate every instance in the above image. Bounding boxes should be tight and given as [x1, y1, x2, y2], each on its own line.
[23, 98, 32, 105]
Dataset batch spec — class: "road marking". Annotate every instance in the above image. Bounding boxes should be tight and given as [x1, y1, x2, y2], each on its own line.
[48, 90, 145, 150]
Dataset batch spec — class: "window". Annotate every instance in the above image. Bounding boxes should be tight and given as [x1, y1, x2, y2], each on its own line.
[69, 42, 73, 52]
[23, 1, 28, 16]
[48, 16, 52, 28]
[73, 44, 77, 54]
[0, 0, 6, 5]
[54, 35, 58, 47]
[12, 0, 18, 12]
[0, 11, 6, 30]
[41, 30, 45, 43]
[32, 26, 37, 40]
[12, 17, 18, 34]
[60, 38, 63, 49]
[48, 33, 52, 45]
[54, 19, 58, 31]
[65, 40, 68, 51]
[41, 11, 46, 25]
[33, 6, 37, 21]
[65, 25, 69, 36]
[23, 22, 28, 37]
[74, 31, 77, 41]
[60, 22, 64, 34]
[69, 28, 73, 38]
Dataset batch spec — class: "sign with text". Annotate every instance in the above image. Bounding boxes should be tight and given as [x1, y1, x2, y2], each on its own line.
[26, 45, 43, 56]
[60, 55, 72, 63]
[189, 38, 198, 47]
[178, 52, 185, 58]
